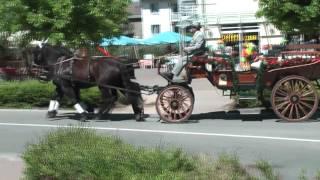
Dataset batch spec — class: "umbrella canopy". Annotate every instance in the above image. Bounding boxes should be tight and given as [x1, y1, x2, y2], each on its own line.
[100, 36, 142, 46]
[142, 32, 192, 45]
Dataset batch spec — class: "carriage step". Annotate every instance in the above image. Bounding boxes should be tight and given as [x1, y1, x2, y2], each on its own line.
[223, 90, 236, 96]
[238, 96, 257, 100]
[238, 108, 261, 114]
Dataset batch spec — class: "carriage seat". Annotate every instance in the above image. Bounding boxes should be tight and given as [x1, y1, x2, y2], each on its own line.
[191, 53, 208, 63]
[74, 48, 88, 59]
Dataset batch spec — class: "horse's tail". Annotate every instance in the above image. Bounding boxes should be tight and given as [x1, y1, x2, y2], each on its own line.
[119, 64, 144, 117]
[126, 64, 136, 79]
[120, 64, 136, 91]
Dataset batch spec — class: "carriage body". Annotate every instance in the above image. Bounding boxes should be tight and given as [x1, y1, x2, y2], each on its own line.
[157, 50, 320, 123]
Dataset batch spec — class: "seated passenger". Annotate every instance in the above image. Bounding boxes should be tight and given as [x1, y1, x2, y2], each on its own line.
[236, 42, 257, 71]
[251, 54, 266, 70]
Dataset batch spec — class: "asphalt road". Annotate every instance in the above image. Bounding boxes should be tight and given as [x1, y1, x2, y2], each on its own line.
[0, 69, 320, 180]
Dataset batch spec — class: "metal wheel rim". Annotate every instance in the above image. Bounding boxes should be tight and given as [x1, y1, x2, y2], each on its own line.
[156, 85, 194, 123]
[271, 76, 318, 122]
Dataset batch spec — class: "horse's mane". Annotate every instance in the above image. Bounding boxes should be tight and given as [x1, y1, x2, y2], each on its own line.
[42, 44, 73, 57]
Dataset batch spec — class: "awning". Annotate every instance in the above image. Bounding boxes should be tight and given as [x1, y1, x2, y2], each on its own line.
[100, 36, 142, 46]
[142, 32, 192, 45]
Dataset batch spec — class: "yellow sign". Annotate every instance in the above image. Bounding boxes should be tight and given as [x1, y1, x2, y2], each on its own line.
[222, 34, 258, 42]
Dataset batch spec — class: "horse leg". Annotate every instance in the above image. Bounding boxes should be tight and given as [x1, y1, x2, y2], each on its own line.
[126, 82, 145, 122]
[96, 87, 117, 119]
[60, 81, 88, 121]
[47, 81, 63, 118]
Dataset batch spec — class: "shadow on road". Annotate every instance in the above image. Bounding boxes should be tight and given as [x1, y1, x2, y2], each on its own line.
[49, 113, 147, 122]
[49, 109, 320, 123]
[190, 109, 320, 123]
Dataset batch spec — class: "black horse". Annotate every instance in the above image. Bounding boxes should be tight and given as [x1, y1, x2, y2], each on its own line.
[24, 44, 144, 121]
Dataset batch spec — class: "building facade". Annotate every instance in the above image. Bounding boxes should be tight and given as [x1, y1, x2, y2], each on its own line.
[126, 2, 143, 38]
[140, 0, 283, 50]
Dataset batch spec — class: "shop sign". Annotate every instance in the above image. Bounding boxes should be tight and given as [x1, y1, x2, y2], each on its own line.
[222, 33, 258, 42]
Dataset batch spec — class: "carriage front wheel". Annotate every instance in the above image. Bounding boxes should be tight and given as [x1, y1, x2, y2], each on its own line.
[271, 75, 318, 122]
[156, 85, 194, 123]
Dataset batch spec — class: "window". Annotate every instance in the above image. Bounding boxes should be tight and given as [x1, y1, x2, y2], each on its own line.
[151, 25, 160, 35]
[171, 3, 178, 13]
[150, 3, 159, 13]
[174, 26, 179, 33]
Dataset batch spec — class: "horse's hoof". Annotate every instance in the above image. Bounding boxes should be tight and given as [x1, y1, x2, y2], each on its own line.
[46, 110, 57, 118]
[95, 113, 110, 120]
[79, 112, 89, 122]
[86, 105, 95, 113]
[135, 114, 145, 122]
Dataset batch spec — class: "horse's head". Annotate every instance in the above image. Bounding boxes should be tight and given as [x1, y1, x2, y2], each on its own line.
[22, 45, 44, 68]
[23, 44, 73, 67]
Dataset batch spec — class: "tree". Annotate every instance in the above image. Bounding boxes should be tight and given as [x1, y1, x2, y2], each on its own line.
[256, 0, 320, 35]
[0, 0, 131, 47]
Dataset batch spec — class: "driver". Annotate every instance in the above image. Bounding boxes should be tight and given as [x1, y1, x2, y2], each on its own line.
[161, 23, 206, 81]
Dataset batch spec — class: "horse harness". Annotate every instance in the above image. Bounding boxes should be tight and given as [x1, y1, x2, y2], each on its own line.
[55, 52, 93, 83]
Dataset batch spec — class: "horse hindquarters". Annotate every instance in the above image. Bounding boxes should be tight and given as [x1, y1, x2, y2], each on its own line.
[126, 82, 145, 121]
[97, 87, 118, 119]
[119, 66, 145, 121]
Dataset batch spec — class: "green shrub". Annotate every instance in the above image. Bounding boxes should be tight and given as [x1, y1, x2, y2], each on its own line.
[23, 128, 279, 180]
[256, 160, 279, 180]
[0, 80, 129, 108]
[22, 127, 195, 180]
[0, 80, 54, 108]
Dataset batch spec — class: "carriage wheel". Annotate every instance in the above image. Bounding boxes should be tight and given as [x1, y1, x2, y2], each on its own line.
[156, 85, 194, 123]
[271, 75, 318, 122]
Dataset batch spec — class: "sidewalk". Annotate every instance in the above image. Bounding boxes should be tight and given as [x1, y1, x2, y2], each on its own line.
[0, 154, 24, 180]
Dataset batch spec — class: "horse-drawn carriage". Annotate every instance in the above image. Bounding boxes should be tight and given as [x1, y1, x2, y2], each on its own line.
[155, 48, 320, 123]
[28, 43, 320, 123]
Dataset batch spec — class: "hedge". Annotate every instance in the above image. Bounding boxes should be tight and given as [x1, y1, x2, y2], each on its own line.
[0, 80, 128, 108]
[22, 127, 269, 180]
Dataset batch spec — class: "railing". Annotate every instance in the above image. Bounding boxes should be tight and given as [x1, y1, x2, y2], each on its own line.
[172, 12, 263, 25]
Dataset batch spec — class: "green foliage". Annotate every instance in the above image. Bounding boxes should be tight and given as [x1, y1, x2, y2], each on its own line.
[212, 153, 256, 180]
[0, 80, 133, 108]
[0, 80, 54, 108]
[0, 0, 131, 47]
[256, 160, 279, 180]
[23, 127, 289, 179]
[0, 80, 101, 108]
[22, 128, 195, 180]
[256, 0, 320, 34]
[316, 170, 320, 180]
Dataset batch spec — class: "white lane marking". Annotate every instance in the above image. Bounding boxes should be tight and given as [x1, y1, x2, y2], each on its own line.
[0, 122, 319, 143]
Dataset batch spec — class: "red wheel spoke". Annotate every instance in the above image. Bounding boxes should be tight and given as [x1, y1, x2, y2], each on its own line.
[276, 100, 290, 110]
[289, 104, 294, 119]
[280, 103, 291, 116]
[300, 101, 313, 110]
[297, 103, 308, 116]
[294, 104, 300, 119]
[300, 97, 315, 102]
[274, 97, 286, 102]
[299, 83, 308, 93]
[276, 89, 288, 97]
[301, 90, 315, 97]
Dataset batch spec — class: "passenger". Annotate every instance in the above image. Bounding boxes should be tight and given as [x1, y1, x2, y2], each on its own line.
[236, 42, 257, 71]
[161, 23, 206, 81]
[251, 53, 267, 70]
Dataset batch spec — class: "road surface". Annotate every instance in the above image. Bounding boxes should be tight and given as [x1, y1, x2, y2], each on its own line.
[0, 69, 320, 180]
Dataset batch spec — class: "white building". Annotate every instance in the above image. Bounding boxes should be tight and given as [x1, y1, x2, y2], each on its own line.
[140, 0, 283, 50]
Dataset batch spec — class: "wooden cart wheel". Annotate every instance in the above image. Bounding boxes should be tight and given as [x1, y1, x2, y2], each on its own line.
[271, 75, 318, 122]
[156, 85, 194, 123]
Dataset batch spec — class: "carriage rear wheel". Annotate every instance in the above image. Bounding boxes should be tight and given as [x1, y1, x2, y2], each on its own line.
[156, 85, 194, 123]
[271, 75, 318, 122]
